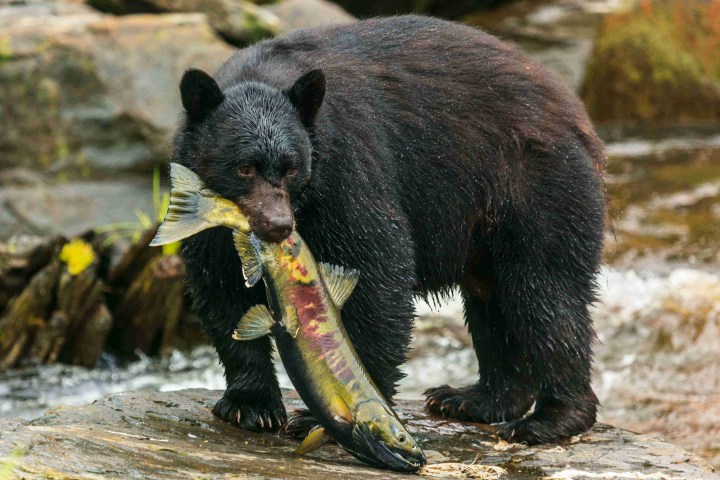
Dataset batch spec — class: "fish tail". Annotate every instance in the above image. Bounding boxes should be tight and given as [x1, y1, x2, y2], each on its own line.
[150, 163, 214, 246]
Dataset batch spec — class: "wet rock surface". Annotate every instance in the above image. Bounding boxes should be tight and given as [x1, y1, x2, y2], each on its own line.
[0, 388, 717, 479]
[0, 0, 233, 176]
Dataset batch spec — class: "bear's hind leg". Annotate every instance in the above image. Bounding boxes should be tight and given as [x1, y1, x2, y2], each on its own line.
[482, 155, 602, 444]
[425, 290, 536, 424]
[427, 147, 604, 444]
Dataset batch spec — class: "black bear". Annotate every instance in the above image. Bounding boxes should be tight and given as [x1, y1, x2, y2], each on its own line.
[175, 15, 606, 445]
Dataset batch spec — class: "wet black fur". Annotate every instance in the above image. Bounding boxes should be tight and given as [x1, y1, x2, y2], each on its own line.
[175, 16, 606, 443]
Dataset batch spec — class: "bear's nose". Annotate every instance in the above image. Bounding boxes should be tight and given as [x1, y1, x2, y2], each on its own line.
[260, 215, 293, 242]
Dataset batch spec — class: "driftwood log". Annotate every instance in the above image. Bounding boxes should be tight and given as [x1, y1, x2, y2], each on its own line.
[109, 254, 186, 356]
[0, 236, 64, 312]
[0, 260, 60, 369]
[106, 227, 161, 289]
[0, 227, 199, 371]
[55, 255, 113, 367]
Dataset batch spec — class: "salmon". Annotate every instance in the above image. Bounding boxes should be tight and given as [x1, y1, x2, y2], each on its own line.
[151, 163, 426, 471]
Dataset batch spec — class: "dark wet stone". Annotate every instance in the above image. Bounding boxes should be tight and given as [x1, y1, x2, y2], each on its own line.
[0, 389, 716, 479]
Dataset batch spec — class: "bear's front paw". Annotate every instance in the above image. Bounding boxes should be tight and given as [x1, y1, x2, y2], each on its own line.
[280, 408, 322, 439]
[212, 395, 287, 432]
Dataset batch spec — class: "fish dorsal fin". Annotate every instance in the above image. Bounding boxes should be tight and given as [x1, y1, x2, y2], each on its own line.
[233, 230, 264, 288]
[331, 394, 353, 424]
[284, 305, 300, 338]
[295, 426, 330, 455]
[232, 305, 274, 341]
[318, 263, 359, 309]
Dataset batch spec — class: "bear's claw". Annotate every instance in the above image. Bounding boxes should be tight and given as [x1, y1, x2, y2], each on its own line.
[280, 408, 322, 439]
[424, 384, 533, 424]
[212, 395, 286, 432]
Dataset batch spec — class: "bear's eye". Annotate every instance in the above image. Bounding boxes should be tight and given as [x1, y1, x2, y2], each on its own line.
[286, 167, 299, 177]
[237, 165, 256, 177]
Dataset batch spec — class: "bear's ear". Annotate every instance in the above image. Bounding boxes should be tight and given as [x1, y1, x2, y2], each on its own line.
[287, 69, 326, 128]
[180, 69, 224, 121]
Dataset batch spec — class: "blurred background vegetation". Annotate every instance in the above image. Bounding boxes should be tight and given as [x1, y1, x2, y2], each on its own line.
[0, 0, 719, 469]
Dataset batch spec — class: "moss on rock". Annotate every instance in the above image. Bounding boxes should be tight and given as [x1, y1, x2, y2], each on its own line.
[581, 0, 720, 126]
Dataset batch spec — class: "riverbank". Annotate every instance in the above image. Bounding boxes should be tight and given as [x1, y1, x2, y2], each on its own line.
[1, 389, 716, 479]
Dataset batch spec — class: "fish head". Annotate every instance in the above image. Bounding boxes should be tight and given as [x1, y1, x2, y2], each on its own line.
[347, 399, 426, 472]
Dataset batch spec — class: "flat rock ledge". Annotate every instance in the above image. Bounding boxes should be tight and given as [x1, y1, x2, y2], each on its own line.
[0, 389, 716, 479]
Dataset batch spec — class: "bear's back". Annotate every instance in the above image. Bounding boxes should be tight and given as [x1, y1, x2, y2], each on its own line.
[213, 16, 597, 158]
[215, 15, 520, 91]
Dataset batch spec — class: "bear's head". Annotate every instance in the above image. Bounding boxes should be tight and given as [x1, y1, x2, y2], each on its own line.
[173, 68, 325, 243]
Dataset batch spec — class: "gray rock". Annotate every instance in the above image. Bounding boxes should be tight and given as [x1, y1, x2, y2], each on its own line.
[463, 0, 619, 92]
[86, 0, 354, 45]
[88, 0, 283, 44]
[265, 0, 354, 33]
[0, 1, 233, 177]
[0, 389, 716, 479]
[0, 177, 154, 240]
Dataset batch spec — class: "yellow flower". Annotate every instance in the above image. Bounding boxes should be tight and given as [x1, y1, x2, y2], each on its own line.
[59, 239, 96, 275]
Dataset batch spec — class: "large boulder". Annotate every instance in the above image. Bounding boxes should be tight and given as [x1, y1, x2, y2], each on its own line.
[0, 178, 154, 239]
[86, 0, 354, 45]
[264, 0, 353, 33]
[0, 389, 716, 479]
[581, 0, 720, 128]
[460, 0, 619, 92]
[87, 0, 283, 44]
[0, 1, 233, 177]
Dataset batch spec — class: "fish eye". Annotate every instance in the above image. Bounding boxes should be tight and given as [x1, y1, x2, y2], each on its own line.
[237, 165, 256, 177]
[396, 433, 407, 443]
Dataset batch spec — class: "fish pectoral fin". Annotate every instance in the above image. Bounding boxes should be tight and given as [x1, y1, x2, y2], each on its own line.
[318, 263, 359, 309]
[331, 394, 353, 424]
[295, 426, 331, 455]
[232, 304, 274, 341]
[284, 305, 300, 338]
[233, 231, 264, 288]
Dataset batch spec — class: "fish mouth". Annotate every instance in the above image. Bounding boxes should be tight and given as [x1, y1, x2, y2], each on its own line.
[348, 425, 426, 472]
